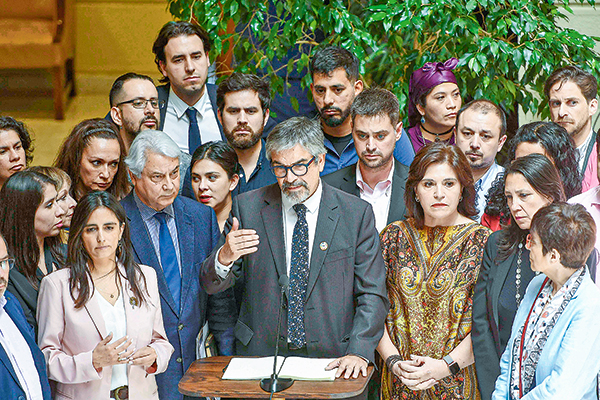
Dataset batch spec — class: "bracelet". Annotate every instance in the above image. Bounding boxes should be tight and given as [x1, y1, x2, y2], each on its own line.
[385, 354, 403, 370]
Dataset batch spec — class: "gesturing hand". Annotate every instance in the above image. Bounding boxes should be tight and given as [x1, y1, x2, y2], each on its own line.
[129, 346, 157, 368]
[92, 333, 134, 371]
[218, 217, 260, 265]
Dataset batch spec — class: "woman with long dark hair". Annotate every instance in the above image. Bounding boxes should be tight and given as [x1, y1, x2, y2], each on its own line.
[54, 118, 130, 201]
[37, 191, 172, 400]
[473, 154, 597, 399]
[29, 166, 77, 229]
[406, 58, 462, 153]
[377, 143, 490, 399]
[482, 121, 582, 230]
[0, 170, 66, 332]
[189, 141, 239, 232]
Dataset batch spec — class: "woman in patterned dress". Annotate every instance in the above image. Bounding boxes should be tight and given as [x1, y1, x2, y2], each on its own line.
[377, 142, 491, 399]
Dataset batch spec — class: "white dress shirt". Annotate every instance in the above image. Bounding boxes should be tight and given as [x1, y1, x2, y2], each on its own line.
[162, 86, 221, 154]
[215, 181, 324, 278]
[96, 290, 128, 390]
[0, 295, 44, 400]
[355, 161, 394, 232]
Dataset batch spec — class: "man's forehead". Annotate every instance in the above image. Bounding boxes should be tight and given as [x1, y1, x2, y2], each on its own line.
[165, 34, 205, 56]
[143, 152, 179, 172]
[224, 89, 261, 107]
[550, 79, 585, 98]
[270, 145, 312, 164]
[312, 68, 353, 85]
[459, 109, 502, 134]
[353, 114, 394, 131]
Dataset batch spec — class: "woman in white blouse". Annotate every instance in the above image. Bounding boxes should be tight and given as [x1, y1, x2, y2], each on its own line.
[37, 191, 173, 400]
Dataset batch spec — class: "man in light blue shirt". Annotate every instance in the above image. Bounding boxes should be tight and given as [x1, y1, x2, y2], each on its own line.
[455, 99, 507, 221]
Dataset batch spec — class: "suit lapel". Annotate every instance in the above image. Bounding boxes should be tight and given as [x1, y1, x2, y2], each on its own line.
[387, 162, 408, 225]
[306, 185, 339, 300]
[83, 292, 107, 339]
[123, 194, 178, 315]
[174, 198, 193, 312]
[490, 251, 518, 337]
[121, 272, 143, 339]
[157, 84, 169, 131]
[340, 167, 360, 197]
[260, 186, 287, 280]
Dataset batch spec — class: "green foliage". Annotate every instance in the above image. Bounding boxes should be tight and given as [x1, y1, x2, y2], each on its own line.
[166, 0, 600, 122]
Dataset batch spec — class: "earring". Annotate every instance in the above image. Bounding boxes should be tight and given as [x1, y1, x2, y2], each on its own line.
[421, 116, 425, 124]
[415, 197, 420, 203]
[459, 196, 463, 202]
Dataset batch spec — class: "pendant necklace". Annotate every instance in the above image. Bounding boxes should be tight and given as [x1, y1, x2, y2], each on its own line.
[420, 124, 453, 142]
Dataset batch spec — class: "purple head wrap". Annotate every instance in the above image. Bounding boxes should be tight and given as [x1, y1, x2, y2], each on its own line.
[408, 57, 459, 127]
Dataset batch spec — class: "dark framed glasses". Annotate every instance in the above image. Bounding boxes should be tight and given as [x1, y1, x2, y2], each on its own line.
[270, 156, 316, 178]
[117, 98, 165, 110]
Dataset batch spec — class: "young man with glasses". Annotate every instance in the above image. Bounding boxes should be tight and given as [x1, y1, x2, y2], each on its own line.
[109, 72, 162, 153]
[0, 235, 52, 399]
[201, 117, 388, 386]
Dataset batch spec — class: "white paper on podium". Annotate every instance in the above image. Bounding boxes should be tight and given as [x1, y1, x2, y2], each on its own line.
[222, 357, 337, 381]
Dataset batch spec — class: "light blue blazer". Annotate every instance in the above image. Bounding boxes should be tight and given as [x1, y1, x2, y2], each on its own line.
[492, 271, 600, 400]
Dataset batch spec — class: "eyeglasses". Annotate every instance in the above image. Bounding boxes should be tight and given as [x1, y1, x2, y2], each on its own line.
[0, 258, 15, 272]
[270, 156, 316, 178]
[117, 98, 165, 110]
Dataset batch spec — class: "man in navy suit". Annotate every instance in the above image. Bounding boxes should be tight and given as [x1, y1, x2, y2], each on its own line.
[121, 130, 236, 400]
[0, 233, 52, 400]
[152, 21, 225, 155]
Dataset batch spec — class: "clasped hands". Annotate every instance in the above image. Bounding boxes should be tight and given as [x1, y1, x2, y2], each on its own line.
[218, 217, 260, 265]
[389, 355, 452, 391]
[92, 332, 157, 372]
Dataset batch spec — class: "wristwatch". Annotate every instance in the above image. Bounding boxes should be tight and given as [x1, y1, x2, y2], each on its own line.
[443, 355, 460, 375]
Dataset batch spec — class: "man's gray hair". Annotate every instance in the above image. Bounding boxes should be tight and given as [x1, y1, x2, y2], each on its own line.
[125, 130, 181, 178]
[265, 117, 326, 160]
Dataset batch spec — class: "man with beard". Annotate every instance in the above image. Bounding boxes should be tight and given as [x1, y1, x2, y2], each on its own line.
[545, 66, 599, 192]
[455, 99, 507, 221]
[109, 72, 161, 153]
[217, 73, 277, 195]
[201, 117, 388, 385]
[152, 21, 224, 156]
[310, 46, 415, 175]
[323, 88, 408, 232]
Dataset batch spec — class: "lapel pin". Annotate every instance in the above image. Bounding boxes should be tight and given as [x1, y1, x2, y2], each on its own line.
[129, 297, 138, 308]
[319, 241, 328, 251]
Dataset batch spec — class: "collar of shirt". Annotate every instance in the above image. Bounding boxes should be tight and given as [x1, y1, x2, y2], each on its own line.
[576, 125, 595, 169]
[133, 190, 176, 222]
[168, 85, 210, 120]
[281, 178, 323, 216]
[0, 295, 5, 310]
[355, 159, 394, 196]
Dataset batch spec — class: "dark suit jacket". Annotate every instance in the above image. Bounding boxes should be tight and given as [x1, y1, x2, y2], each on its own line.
[121, 193, 236, 400]
[0, 292, 51, 400]
[322, 161, 409, 226]
[472, 231, 598, 400]
[157, 82, 225, 141]
[6, 244, 65, 336]
[201, 182, 389, 363]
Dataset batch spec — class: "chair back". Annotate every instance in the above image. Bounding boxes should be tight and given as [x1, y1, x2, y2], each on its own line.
[0, 0, 58, 20]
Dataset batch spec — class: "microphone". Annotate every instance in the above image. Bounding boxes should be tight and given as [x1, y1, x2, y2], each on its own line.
[260, 275, 294, 395]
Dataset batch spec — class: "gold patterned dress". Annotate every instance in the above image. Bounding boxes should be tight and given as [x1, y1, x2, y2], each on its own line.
[380, 218, 490, 400]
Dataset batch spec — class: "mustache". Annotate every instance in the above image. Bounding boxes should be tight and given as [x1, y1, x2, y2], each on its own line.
[319, 105, 342, 114]
[281, 180, 309, 191]
[465, 150, 483, 157]
[361, 150, 383, 158]
[141, 115, 158, 124]
[232, 125, 255, 134]
[0, 277, 6, 286]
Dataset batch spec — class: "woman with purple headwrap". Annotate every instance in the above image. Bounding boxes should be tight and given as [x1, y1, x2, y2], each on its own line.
[408, 58, 462, 153]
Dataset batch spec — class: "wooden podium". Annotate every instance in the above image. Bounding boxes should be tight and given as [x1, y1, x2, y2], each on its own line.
[179, 356, 374, 398]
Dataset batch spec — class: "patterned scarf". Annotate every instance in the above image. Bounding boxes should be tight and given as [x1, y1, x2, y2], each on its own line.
[509, 267, 585, 399]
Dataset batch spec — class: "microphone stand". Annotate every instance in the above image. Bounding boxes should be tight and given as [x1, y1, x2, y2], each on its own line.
[260, 275, 294, 396]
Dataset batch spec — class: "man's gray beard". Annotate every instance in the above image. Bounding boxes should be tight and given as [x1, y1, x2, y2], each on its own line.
[281, 186, 310, 204]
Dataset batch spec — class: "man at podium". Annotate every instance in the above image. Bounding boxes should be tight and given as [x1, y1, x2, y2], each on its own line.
[201, 116, 388, 380]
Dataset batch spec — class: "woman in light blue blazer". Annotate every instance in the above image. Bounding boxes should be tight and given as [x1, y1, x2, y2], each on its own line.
[492, 202, 600, 400]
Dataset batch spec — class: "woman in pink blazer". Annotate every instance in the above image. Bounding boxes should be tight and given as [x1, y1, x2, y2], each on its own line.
[37, 191, 173, 400]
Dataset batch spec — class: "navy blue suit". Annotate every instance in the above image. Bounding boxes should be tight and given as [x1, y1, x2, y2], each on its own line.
[121, 193, 236, 400]
[0, 292, 51, 400]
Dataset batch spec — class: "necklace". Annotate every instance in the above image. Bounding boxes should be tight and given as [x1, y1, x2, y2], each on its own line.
[419, 123, 454, 141]
[96, 286, 120, 299]
[94, 267, 116, 280]
[515, 242, 523, 306]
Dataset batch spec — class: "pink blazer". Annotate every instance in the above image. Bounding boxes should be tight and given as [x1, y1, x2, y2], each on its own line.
[37, 265, 174, 400]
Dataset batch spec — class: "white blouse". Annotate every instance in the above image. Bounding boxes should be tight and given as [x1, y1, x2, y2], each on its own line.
[96, 290, 128, 390]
